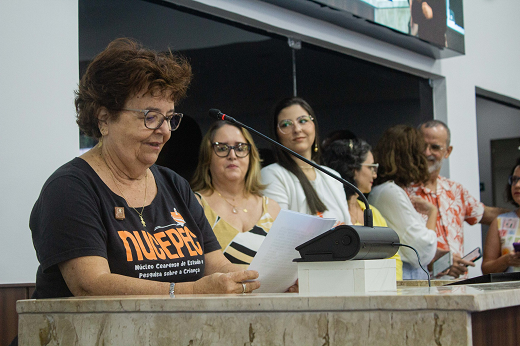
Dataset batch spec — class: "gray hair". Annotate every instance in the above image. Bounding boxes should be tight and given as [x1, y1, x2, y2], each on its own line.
[419, 120, 451, 146]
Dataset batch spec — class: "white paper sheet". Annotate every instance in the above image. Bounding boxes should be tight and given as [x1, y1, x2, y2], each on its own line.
[248, 209, 336, 293]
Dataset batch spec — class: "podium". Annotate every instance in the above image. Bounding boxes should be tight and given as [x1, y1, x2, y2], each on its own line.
[17, 281, 520, 345]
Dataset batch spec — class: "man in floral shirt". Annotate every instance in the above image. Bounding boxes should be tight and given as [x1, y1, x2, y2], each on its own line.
[406, 120, 508, 278]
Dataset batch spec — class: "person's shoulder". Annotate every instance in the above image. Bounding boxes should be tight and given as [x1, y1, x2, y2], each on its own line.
[371, 181, 407, 203]
[152, 164, 193, 194]
[364, 201, 382, 214]
[318, 164, 341, 176]
[372, 181, 399, 193]
[45, 157, 93, 184]
[364, 202, 387, 226]
[261, 163, 287, 179]
[261, 163, 282, 173]
[438, 175, 463, 189]
[153, 164, 187, 182]
[438, 175, 478, 197]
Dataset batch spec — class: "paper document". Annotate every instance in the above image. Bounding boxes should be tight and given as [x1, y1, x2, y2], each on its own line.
[248, 209, 336, 293]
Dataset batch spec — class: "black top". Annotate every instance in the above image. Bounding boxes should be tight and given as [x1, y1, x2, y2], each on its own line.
[30, 157, 220, 298]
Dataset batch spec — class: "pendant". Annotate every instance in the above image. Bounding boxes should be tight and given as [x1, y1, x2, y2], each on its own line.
[139, 215, 146, 227]
[243, 209, 248, 213]
[232, 207, 238, 214]
[114, 207, 125, 220]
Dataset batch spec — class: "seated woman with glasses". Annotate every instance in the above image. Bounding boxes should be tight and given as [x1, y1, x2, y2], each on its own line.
[191, 121, 281, 267]
[29, 38, 262, 301]
[482, 158, 520, 274]
[368, 125, 438, 279]
[322, 138, 403, 280]
[261, 97, 351, 224]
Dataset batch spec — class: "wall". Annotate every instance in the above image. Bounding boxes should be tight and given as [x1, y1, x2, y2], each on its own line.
[477, 98, 520, 209]
[1, 0, 519, 283]
[0, 1, 78, 284]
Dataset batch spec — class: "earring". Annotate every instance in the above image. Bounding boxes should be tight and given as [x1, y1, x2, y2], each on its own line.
[100, 128, 107, 136]
[314, 143, 318, 153]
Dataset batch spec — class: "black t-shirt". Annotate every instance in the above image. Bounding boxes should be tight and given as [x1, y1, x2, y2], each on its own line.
[30, 158, 220, 299]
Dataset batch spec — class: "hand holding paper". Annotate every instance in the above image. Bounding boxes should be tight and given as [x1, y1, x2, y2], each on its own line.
[248, 210, 336, 293]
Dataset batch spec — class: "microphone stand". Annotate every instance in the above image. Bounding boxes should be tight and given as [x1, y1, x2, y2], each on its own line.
[209, 109, 373, 227]
[209, 109, 432, 287]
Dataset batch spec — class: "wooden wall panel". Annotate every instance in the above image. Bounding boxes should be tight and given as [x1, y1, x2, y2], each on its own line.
[472, 305, 520, 346]
[0, 284, 35, 346]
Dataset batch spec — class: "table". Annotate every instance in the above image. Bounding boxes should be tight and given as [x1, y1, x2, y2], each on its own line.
[17, 281, 520, 345]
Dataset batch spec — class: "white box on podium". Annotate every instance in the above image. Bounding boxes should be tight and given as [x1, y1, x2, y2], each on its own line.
[298, 259, 396, 295]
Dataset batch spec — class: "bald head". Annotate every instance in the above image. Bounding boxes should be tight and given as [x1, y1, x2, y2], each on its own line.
[419, 120, 450, 147]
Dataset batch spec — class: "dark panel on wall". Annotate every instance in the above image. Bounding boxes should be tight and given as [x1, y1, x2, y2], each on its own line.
[79, 0, 433, 179]
[0, 284, 35, 346]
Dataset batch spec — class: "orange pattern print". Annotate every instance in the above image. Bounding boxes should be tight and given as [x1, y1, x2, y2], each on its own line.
[406, 176, 484, 257]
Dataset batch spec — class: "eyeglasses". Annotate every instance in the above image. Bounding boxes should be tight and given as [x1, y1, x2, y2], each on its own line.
[509, 175, 520, 185]
[123, 108, 183, 131]
[212, 142, 251, 158]
[425, 143, 445, 153]
[277, 115, 314, 134]
[361, 163, 379, 173]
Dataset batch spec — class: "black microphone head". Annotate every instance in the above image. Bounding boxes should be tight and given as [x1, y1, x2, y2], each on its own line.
[209, 109, 223, 120]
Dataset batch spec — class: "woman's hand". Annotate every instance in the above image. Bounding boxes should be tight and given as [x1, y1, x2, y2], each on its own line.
[410, 196, 436, 216]
[193, 270, 260, 294]
[504, 252, 520, 267]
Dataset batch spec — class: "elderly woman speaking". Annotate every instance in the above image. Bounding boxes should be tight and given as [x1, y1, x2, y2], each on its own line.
[29, 38, 260, 299]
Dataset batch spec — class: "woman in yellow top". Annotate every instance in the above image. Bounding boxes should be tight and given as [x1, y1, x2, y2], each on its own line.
[191, 121, 281, 266]
[322, 138, 403, 280]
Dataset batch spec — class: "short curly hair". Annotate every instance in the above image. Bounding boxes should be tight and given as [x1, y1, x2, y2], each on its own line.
[506, 157, 520, 207]
[322, 139, 371, 199]
[373, 125, 429, 188]
[75, 38, 192, 138]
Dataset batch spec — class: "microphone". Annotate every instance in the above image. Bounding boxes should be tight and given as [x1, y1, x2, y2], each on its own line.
[209, 109, 431, 286]
[208, 108, 374, 226]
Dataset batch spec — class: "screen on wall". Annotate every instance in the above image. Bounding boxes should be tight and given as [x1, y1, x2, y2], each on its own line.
[261, 0, 464, 59]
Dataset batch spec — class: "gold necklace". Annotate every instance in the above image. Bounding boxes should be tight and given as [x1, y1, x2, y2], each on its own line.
[216, 191, 248, 214]
[349, 200, 364, 225]
[102, 155, 148, 227]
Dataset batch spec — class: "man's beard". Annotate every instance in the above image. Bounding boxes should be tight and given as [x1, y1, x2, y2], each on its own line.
[427, 155, 443, 174]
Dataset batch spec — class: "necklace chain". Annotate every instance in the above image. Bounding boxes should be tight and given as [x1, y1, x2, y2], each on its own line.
[349, 201, 364, 225]
[215, 191, 248, 214]
[102, 154, 148, 227]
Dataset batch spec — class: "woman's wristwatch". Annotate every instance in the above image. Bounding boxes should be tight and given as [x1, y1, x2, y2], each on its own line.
[169, 282, 175, 297]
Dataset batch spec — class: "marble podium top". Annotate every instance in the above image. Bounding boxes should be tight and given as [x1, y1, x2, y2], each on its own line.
[17, 281, 520, 314]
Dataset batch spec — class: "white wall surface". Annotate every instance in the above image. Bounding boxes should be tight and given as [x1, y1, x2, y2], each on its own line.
[477, 97, 520, 208]
[1, 0, 519, 283]
[0, 1, 78, 283]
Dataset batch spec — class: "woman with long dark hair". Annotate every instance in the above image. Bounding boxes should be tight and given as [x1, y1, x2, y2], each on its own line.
[261, 97, 351, 224]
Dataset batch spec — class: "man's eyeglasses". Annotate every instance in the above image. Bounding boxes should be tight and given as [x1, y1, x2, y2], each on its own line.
[425, 143, 445, 153]
[509, 175, 520, 185]
[361, 163, 379, 173]
[212, 142, 251, 158]
[277, 115, 314, 134]
[123, 108, 183, 131]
